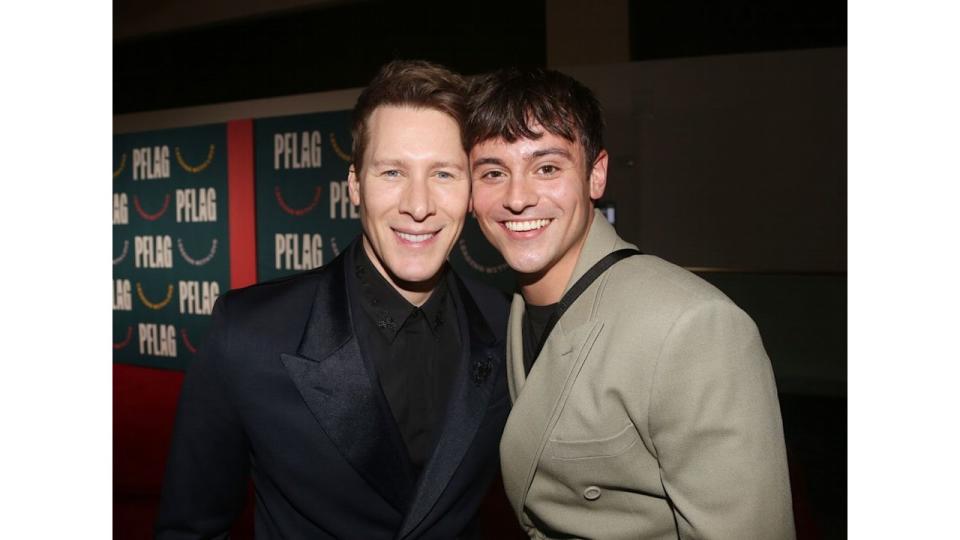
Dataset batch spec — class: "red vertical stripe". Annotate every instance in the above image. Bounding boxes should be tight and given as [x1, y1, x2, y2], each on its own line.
[227, 119, 257, 289]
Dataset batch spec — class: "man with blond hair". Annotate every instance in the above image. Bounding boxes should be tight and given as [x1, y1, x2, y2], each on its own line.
[157, 60, 510, 539]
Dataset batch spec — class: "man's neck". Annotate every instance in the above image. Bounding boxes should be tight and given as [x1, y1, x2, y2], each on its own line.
[361, 239, 439, 307]
[519, 271, 568, 306]
[518, 222, 592, 306]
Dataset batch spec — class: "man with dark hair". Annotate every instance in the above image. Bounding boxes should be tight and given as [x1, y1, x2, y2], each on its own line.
[467, 67, 795, 539]
[156, 60, 511, 539]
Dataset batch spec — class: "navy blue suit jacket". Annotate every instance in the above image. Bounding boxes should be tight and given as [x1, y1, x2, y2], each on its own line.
[156, 244, 510, 539]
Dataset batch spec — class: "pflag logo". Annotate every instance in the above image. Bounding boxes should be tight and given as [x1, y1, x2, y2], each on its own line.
[114, 240, 130, 266]
[175, 144, 216, 173]
[114, 326, 133, 350]
[180, 328, 199, 354]
[136, 282, 175, 311]
[133, 193, 171, 221]
[329, 132, 352, 163]
[275, 185, 323, 216]
[177, 238, 218, 266]
[114, 153, 127, 178]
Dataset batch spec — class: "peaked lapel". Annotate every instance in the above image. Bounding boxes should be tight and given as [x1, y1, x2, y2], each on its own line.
[501, 210, 630, 522]
[501, 311, 603, 522]
[279, 249, 415, 513]
[397, 273, 503, 539]
[505, 293, 527, 401]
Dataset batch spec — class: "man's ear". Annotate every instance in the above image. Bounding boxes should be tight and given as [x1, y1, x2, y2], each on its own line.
[347, 165, 361, 206]
[589, 149, 609, 200]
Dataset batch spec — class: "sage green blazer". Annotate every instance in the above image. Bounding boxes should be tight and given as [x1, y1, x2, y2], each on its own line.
[500, 211, 795, 539]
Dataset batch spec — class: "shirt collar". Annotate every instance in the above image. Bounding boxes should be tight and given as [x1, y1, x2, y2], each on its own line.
[352, 241, 448, 343]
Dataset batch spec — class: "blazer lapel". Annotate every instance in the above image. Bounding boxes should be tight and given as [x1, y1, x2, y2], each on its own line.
[279, 252, 415, 512]
[500, 300, 604, 525]
[501, 211, 633, 524]
[505, 293, 527, 400]
[397, 273, 503, 539]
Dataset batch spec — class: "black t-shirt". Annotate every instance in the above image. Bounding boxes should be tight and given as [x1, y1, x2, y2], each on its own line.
[522, 301, 558, 375]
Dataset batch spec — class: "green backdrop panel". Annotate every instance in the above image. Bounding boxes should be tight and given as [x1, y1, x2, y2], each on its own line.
[255, 111, 360, 282]
[113, 124, 230, 370]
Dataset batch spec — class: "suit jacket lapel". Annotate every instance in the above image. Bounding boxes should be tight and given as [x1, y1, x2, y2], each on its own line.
[397, 273, 503, 539]
[501, 211, 622, 523]
[506, 293, 527, 400]
[501, 305, 603, 523]
[279, 250, 415, 513]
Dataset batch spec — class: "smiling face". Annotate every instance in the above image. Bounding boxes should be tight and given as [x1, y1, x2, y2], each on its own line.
[348, 105, 470, 304]
[470, 128, 607, 304]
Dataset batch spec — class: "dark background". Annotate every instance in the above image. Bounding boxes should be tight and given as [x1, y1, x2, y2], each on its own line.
[114, 0, 846, 537]
[114, 0, 845, 114]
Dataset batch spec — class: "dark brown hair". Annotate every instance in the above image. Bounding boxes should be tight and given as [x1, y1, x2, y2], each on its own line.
[465, 67, 605, 173]
[351, 60, 468, 174]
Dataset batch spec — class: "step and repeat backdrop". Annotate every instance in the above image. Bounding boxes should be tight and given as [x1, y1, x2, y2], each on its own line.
[113, 111, 513, 370]
[255, 111, 359, 282]
[113, 125, 230, 370]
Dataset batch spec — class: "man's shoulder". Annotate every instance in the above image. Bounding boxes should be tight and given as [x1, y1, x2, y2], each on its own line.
[595, 253, 761, 366]
[604, 253, 733, 312]
[212, 258, 348, 347]
[587, 224, 727, 307]
[186, 256, 355, 388]
[218, 265, 329, 315]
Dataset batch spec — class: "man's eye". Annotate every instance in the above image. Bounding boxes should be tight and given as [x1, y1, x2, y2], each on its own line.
[538, 165, 559, 175]
[382, 170, 401, 178]
[480, 170, 505, 180]
[436, 171, 455, 180]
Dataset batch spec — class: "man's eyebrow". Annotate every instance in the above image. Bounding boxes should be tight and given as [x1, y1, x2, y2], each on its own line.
[527, 147, 573, 160]
[471, 157, 507, 170]
[471, 147, 572, 170]
[370, 159, 405, 168]
[369, 159, 464, 171]
[432, 161, 465, 171]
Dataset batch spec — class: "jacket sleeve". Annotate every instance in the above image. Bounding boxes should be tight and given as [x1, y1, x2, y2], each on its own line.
[155, 295, 250, 540]
[648, 299, 795, 539]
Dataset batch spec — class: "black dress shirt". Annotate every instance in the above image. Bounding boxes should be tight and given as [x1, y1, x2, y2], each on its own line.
[348, 243, 461, 476]
[522, 301, 558, 375]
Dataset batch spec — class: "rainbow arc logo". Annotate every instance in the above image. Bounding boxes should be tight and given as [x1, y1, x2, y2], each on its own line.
[136, 282, 175, 310]
[275, 185, 323, 216]
[175, 144, 216, 173]
[177, 238, 218, 266]
[134, 194, 171, 221]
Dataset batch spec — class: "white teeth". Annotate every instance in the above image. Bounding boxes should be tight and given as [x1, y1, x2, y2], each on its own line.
[504, 219, 551, 232]
[396, 231, 435, 243]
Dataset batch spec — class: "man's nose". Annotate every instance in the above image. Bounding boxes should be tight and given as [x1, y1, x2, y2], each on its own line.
[504, 178, 538, 213]
[399, 177, 435, 221]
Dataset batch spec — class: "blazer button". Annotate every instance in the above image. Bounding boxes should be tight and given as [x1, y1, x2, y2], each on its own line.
[583, 486, 602, 501]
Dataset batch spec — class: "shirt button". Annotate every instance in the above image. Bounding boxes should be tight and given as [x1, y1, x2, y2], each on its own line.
[583, 486, 602, 501]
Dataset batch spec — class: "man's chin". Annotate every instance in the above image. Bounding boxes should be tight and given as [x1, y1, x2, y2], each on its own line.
[382, 259, 446, 288]
[501, 252, 548, 276]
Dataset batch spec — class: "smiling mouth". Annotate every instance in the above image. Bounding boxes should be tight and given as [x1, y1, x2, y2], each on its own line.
[395, 229, 438, 243]
[504, 219, 552, 232]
